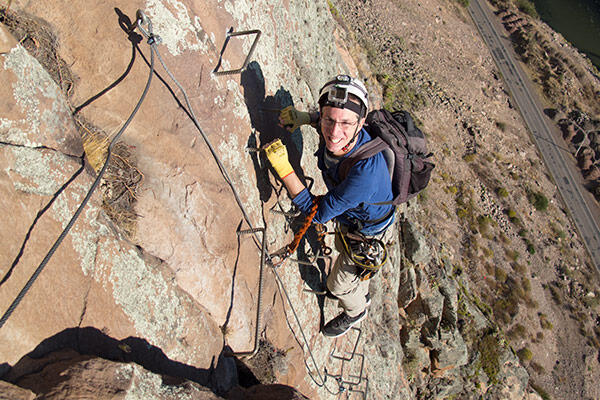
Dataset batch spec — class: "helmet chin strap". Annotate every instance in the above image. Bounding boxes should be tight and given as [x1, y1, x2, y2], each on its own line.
[341, 123, 361, 153]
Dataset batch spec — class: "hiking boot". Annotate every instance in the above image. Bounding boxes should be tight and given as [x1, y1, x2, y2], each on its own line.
[322, 310, 367, 337]
[365, 292, 371, 307]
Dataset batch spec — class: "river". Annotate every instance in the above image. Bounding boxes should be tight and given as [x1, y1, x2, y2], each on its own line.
[532, 0, 600, 70]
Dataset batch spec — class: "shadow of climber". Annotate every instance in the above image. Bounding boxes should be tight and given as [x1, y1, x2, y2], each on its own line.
[240, 62, 327, 325]
[241, 61, 306, 202]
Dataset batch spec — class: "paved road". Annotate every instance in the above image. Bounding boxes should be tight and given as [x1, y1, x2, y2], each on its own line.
[468, 0, 600, 270]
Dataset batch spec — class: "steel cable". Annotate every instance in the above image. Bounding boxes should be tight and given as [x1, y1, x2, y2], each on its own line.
[0, 35, 156, 330]
[150, 41, 260, 244]
[147, 30, 343, 392]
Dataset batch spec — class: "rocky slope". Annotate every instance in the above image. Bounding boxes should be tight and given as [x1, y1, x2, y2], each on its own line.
[331, 0, 600, 398]
[0, 0, 599, 399]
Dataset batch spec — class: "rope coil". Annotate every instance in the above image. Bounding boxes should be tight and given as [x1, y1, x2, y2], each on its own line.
[337, 227, 388, 281]
[270, 196, 320, 267]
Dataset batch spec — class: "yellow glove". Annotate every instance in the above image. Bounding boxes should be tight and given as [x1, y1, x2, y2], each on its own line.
[264, 139, 294, 179]
[279, 106, 311, 132]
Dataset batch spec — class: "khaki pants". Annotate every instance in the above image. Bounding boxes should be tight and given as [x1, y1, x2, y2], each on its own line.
[326, 230, 370, 318]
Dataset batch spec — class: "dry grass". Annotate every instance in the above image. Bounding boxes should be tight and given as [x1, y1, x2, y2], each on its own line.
[0, 7, 75, 98]
[71, 113, 142, 238]
[74, 117, 143, 238]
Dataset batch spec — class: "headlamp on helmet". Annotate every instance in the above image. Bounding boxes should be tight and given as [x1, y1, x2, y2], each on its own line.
[318, 75, 369, 119]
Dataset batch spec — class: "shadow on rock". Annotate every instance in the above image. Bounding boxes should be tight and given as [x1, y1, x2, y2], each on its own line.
[241, 61, 306, 202]
[241, 61, 328, 324]
[1, 327, 236, 396]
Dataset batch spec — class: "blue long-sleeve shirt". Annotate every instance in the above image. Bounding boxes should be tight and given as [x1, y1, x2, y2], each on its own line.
[292, 128, 394, 235]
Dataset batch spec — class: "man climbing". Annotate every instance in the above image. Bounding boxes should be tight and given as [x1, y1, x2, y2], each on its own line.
[264, 75, 395, 337]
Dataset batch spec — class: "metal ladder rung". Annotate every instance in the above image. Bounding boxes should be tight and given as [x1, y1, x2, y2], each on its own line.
[213, 27, 261, 76]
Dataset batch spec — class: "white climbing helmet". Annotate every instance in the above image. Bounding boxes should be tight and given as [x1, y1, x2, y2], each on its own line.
[318, 74, 369, 118]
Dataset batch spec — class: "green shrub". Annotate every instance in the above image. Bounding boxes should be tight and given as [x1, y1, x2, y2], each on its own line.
[478, 332, 501, 384]
[526, 239, 536, 254]
[477, 215, 494, 234]
[495, 267, 508, 283]
[377, 73, 426, 110]
[493, 279, 522, 324]
[516, 0, 539, 18]
[550, 221, 566, 239]
[531, 382, 551, 400]
[496, 187, 509, 198]
[548, 284, 563, 305]
[518, 228, 528, 237]
[583, 295, 600, 308]
[522, 277, 531, 293]
[539, 313, 553, 330]
[507, 323, 527, 340]
[463, 153, 476, 163]
[531, 361, 545, 374]
[524, 296, 539, 309]
[517, 347, 533, 363]
[505, 248, 520, 262]
[528, 191, 549, 211]
[511, 262, 526, 275]
[327, 0, 339, 17]
[507, 208, 517, 219]
[482, 247, 494, 258]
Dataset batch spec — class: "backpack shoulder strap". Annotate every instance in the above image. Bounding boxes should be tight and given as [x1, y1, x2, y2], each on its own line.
[338, 137, 388, 181]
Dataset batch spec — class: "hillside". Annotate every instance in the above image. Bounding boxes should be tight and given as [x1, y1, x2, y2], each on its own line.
[332, 0, 600, 397]
[0, 0, 599, 399]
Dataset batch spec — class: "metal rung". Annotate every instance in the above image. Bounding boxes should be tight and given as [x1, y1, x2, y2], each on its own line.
[331, 326, 362, 362]
[237, 227, 265, 235]
[230, 226, 267, 358]
[269, 203, 301, 218]
[348, 376, 369, 399]
[290, 248, 331, 266]
[325, 352, 368, 400]
[213, 27, 261, 76]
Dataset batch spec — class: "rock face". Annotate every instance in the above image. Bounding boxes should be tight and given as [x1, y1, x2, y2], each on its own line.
[0, 381, 35, 400]
[397, 215, 529, 399]
[5, 349, 223, 400]
[1, 0, 379, 398]
[0, 17, 228, 395]
[1, 0, 588, 399]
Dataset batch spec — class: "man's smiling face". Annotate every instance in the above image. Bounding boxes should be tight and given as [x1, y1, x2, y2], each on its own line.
[320, 106, 365, 156]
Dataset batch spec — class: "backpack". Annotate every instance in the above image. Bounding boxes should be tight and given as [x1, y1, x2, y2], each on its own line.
[338, 109, 435, 205]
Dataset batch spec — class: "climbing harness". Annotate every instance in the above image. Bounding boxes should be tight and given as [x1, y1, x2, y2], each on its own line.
[315, 223, 332, 256]
[337, 226, 388, 281]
